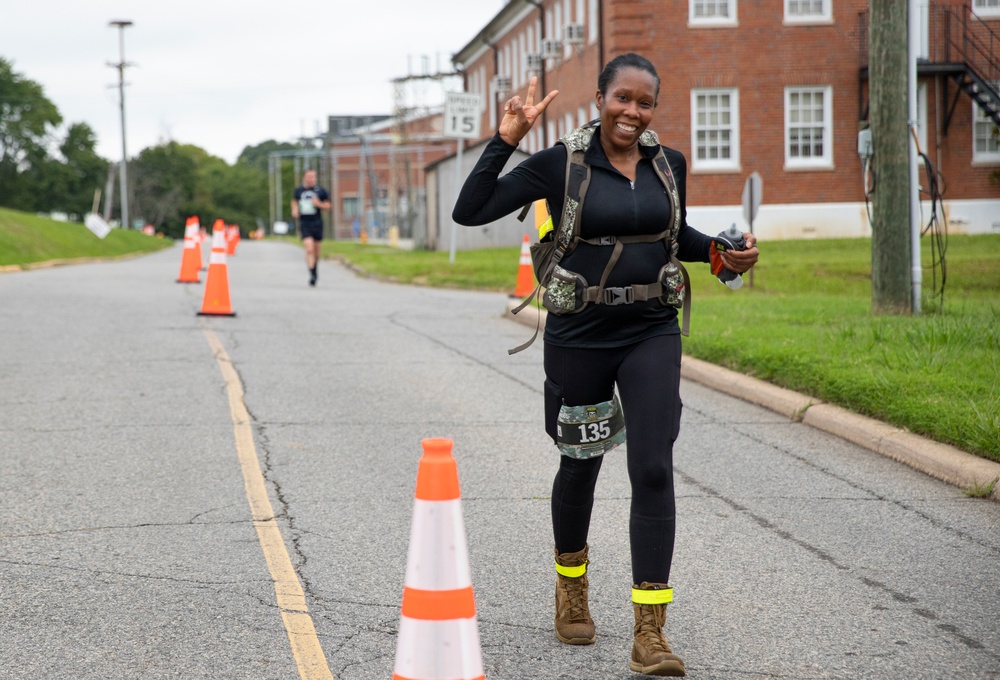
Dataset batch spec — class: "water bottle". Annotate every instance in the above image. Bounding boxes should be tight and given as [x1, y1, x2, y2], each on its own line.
[714, 223, 747, 289]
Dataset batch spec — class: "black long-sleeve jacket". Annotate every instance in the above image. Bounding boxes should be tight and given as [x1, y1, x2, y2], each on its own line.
[453, 128, 713, 348]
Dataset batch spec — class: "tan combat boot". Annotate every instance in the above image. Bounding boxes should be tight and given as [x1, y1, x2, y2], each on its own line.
[554, 545, 596, 644]
[630, 582, 685, 676]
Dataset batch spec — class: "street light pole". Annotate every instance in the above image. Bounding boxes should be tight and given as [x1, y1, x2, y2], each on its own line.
[108, 19, 132, 229]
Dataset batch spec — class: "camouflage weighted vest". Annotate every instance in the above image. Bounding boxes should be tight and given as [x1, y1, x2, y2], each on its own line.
[508, 122, 691, 354]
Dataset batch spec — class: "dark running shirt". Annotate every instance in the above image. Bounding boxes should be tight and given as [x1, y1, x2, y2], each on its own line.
[452, 129, 713, 349]
[294, 185, 329, 228]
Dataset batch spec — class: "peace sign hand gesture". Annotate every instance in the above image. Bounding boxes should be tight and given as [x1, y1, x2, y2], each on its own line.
[498, 76, 559, 147]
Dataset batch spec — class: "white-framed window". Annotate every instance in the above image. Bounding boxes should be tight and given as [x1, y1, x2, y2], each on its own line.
[578, 106, 588, 127]
[588, 0, 599, 42]
[517, 33, 525, 87]
[972, 0, 1000, 18]
[477, 66, 487, 109]
[553, 3, 562, 59]
[691, 88, 740, 171]
[526, 25, 536, 82]
[785, 86, 833, 168]
[563, 0, 573, 58]
[589, 101, 599, 122]
[785, 0, 831, 23]
[544, 9, 555, 71]
[690, 0, 737, 26]
[972, 87, 1000, 162]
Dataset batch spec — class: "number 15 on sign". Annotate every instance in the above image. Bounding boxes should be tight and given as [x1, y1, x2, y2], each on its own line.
[444, 93, 482, 140]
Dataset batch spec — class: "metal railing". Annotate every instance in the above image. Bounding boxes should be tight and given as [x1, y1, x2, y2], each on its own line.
[859, 3, 1000, 79]
[942, 4, 1000, 81]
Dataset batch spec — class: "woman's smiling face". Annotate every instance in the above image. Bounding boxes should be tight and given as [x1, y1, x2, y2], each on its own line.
[596, 67, 658, 153]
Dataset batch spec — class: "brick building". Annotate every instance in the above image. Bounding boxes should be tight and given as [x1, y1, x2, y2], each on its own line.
[450, 0, 1000, 238]
[325, 113, 460, 241]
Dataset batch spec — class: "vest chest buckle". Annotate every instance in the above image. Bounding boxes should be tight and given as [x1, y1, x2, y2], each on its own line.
[603, 286, 634, 305]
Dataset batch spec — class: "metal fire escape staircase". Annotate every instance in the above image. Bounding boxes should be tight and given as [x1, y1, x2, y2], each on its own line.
[859, 3, 1000, 132]
[936, 4, 1000, 132]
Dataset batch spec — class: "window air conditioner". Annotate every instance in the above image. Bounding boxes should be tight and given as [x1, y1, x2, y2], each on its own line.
[492, 76, 512, 97]
[541, 39, 563, 60]
[564, 24, 585, 45]
[526, 54, 544, 72]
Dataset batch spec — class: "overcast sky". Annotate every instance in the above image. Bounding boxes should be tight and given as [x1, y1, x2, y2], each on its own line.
[2, 1, 506, 164]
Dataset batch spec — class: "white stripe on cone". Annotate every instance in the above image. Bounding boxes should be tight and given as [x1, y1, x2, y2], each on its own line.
[519, 239, 531, 264]
[393, 617, 484, 680]
[405, 499, 471, 590]
[183, 223, 198, 248]
[211, 228, 227, 250]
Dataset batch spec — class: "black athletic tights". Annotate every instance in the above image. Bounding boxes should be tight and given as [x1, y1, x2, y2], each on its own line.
[544, 333, 683, 586]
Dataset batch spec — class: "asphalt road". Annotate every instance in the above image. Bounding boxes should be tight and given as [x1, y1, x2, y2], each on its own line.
[1, 240, 997, 679]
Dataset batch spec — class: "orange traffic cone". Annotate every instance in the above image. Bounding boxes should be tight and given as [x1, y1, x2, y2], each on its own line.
[513, 233, 534, 298]
[393, 438, 484, 680]
[225, 224, 240, 256]
[176, 217, 201, 283]
[197, 219, 236, 317]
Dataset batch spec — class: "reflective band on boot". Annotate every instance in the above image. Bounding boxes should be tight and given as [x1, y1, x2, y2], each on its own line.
[632, 586, 674, 605]
[555, 561, 587, 578]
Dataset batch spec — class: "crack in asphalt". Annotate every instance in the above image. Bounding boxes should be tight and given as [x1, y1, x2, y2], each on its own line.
[387, 312, 543, 395]
[225, 354, 322, 611]
[196, 315, 999, 673]
[0, 557, 270, 588]
[674, 468, 995, 658]
[0, 515, 250, 540]
[684, 401, 1000, 556]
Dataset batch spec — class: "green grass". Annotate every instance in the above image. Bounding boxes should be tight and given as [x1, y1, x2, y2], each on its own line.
[0, 207, 171, 267]
[308, 240, 523, 290]
[320, 234, 1000, 462]
[964, 476, 999, 498]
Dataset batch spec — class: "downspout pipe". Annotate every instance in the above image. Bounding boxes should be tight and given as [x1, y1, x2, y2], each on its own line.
[598, 0, 604, 73]
[908, 0, 922, 313]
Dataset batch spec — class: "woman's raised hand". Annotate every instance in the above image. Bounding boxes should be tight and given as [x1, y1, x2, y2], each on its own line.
[498, 77, 559, 147]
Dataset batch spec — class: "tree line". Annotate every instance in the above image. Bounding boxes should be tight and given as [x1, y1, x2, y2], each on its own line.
[0, 56, 304, 240]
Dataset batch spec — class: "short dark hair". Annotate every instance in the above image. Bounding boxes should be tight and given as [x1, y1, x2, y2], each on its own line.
[597, 53, 660, 101]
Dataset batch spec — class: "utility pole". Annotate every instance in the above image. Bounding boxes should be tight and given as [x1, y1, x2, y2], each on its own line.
[868, 0, 912, 314]
[108, 20, 133, 229]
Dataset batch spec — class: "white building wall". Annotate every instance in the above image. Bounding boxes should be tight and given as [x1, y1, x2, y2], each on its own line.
[686, 199, 1000, 240]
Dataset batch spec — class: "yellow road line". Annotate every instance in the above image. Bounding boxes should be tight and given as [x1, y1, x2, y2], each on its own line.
[202, 325, 334, 680]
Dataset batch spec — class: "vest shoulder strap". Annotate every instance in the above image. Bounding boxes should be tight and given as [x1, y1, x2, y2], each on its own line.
[554, 124, 682, 253]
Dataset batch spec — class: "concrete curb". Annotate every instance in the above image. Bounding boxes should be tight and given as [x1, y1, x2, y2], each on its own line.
[504, 299, 1000, 501]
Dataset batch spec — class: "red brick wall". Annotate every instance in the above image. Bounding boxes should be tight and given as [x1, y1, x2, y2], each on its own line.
[461, 0, 1000, 207]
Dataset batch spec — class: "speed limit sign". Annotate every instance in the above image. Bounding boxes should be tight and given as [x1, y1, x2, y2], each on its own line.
[444, 92, 482, 140]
